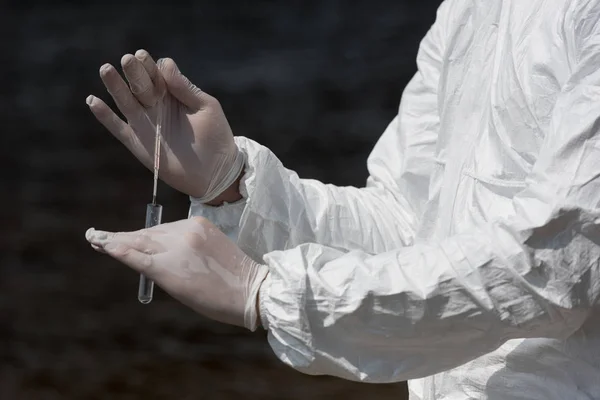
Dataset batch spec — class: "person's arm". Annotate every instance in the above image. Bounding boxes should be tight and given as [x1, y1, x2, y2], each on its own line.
[256, 2, 600, 383]
[190, 2, 451, 259]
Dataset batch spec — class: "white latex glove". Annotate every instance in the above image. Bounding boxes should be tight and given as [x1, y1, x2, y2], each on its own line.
[86, 50, 243, 202]
[85, 217, 268, 331]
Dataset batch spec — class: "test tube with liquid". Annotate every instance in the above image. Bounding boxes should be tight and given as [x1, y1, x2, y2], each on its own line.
[138, 203, 162, 304]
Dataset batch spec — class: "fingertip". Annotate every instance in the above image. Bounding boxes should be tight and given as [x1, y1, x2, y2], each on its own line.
[87, 97, 112, 119]
[86, 229, 111, 246]
[86, 95, 95, 106]
[121, 53, 136, 67]
[135, 49, 150, 60]
[85, 227, 95, 242]
[157, 57, 175, 71]
[99, 63, 113, 77]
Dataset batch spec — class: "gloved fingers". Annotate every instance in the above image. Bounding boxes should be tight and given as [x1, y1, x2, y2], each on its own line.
[85, 228, 119, 247]
[157, 58, 205, 111]
[99, 63, 145, 123]
[104, 242, 153, 274]
[86, 228, 164, 254]
[135, 49, 166, 98]
[85, 228, 158, 273]
[121, 54, 157, 108]
[86, 95, 143, 152]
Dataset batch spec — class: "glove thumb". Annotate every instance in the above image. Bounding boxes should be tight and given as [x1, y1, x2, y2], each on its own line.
[158, 58, 205, 110]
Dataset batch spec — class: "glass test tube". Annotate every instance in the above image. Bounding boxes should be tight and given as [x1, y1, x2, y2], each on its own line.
[138, 203, 163, 304]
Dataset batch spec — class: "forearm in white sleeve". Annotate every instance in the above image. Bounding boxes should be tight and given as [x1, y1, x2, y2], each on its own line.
[257, 13, 600, 383]
[228, 135, 422, 262]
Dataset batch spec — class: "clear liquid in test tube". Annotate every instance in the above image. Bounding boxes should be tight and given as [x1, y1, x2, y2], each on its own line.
[138, 203, 162, 304]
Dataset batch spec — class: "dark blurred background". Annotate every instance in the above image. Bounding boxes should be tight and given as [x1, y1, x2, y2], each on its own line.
[2, 1, 442, 398]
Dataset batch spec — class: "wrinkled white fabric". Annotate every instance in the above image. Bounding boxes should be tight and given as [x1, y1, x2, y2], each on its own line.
[191, 0, 600, 398]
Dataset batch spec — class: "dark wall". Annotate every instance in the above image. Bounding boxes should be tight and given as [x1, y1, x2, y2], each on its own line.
[3, 1, 442, 399]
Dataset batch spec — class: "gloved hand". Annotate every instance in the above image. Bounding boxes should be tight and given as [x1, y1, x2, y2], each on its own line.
[85, 217, 268, 331]
[86, 50, 243, 202]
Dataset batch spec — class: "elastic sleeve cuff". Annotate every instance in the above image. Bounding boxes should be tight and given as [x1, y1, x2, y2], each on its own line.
[258, 272, 271, 330]
[259, 249, 315, 369]
[187, 137, 254, 232]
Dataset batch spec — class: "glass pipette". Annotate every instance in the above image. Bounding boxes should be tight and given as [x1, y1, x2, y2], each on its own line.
[138, 97, 163, 304]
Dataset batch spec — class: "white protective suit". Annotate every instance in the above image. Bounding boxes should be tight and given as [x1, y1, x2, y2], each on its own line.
[191, 0, 600, 398]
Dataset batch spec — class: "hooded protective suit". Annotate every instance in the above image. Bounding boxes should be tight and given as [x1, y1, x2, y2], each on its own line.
[190, 0, 600, 398]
